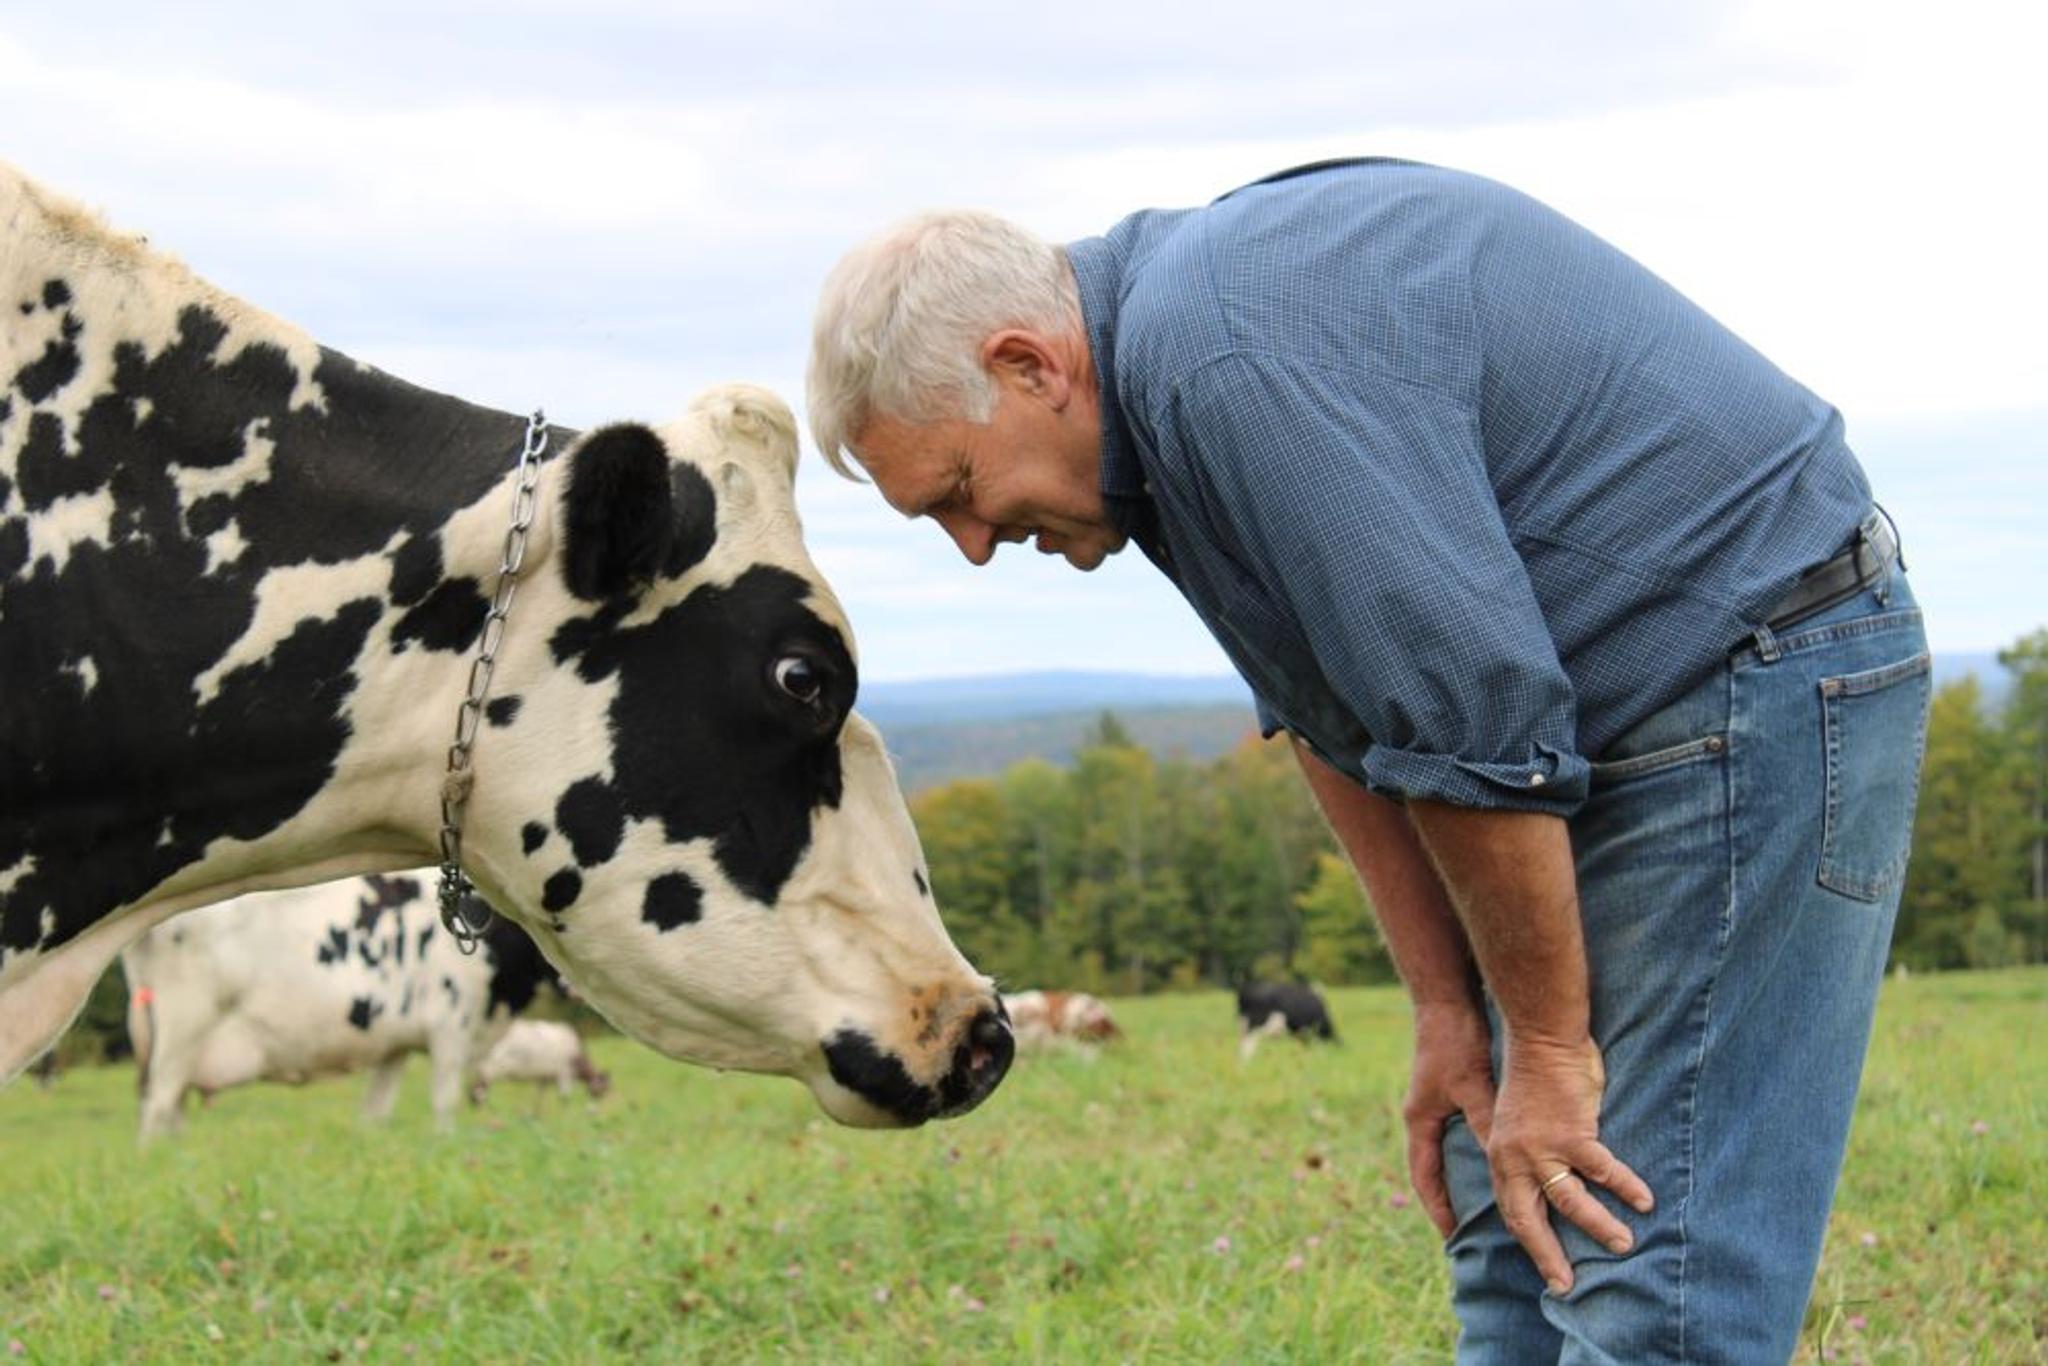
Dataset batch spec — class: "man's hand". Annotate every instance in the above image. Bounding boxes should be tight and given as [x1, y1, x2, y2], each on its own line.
[1405, 800, 1656, 1295]
[1403, 1000, 1497, 1238]
[1485, 1031, 1653, 1294]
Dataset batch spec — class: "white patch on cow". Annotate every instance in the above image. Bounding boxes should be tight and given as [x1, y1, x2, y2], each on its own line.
[2, 165, 328, 486]
[22, 488, 116, 573]
[202, 522, 247, 575]
[131, 396, 153, 426]
[190, 548, 390, 705]
[59, 654, 98, 694]
[0, 854, 33, 897]
[174, 416, 278, 515]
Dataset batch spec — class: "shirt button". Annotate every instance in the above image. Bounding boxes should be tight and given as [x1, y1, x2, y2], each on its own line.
[1141, 481, 1154, 495]
[1529, 773, 1546, 787]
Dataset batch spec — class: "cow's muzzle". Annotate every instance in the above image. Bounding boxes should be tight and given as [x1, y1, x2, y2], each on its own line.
[821, 1000, 1013, 1127]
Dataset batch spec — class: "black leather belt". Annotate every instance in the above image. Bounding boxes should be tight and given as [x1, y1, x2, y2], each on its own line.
[1763, 510, 1900, 632]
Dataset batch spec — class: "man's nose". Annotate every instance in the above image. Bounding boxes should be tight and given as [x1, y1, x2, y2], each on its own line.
[934, 510, 996, 566]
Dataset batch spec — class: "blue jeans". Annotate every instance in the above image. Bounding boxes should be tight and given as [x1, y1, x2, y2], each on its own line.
[1442, 564, 1930, 1363]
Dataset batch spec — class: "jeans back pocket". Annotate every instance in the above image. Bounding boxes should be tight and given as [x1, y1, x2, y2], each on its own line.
[1818, 651, 1932, 901]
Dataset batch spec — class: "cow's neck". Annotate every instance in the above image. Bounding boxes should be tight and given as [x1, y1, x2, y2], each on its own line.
[2, 238, 560, 952]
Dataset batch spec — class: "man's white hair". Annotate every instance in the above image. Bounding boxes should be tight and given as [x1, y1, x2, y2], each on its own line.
[806, 209, 1081, 479]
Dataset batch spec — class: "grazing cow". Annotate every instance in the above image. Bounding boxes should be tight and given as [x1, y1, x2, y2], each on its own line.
[0, 162, 1011, 1127]
[471, 1020, 611, 1107]
[1000, 990, 1121, 1052]
[121, 873, 560, 1137]
[1235, 981, 1337, 1061]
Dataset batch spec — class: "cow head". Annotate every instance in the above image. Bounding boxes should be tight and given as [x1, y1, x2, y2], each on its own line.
[458, 384, 1011, 1127]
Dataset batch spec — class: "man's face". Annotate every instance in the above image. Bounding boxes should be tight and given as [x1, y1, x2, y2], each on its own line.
[854, 389, 1127, 572]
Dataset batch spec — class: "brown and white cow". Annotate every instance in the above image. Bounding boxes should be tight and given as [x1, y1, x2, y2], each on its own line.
[1000, 990, 1121, 1052]
[0, 162, 1010, 1127]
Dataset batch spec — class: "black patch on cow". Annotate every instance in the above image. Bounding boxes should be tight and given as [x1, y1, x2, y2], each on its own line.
[914, 869, 928, 897]
[823, 1029, 935, 1126]
[2, 272, 570, 959]
[441, 974, 459, 1006]
[347, 996, 382, 1031]
[416, 925, 434, 958]
[387, 534, 441, 608]
[0, 517, 23, 582]
[41, 280, 71, 310]
[390, 577, 488, 654]
[555, 777, 624, 867]
[548, 597, 632, 667]
[486, 695, 521, 727]
[541, 869, 581, 914]
[520, 821, 547, 856]
[561, 423, 686, 600]
[13, 329, 80, 405]
[641, 871, 702, 931]
[481, 915, 562, 1017]
[183, 494, 233, 538]
[399, 982, 414, 1016]
[546, 566, 854, 905]
[317, 924, 349, 966]
[662, 461, 717, 579]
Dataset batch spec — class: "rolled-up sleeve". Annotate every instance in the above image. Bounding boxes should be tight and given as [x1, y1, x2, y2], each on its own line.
[1167, 350, 1591, 815]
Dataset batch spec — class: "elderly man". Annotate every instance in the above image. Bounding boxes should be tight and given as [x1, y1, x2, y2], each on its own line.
[808, 157, 1929, 1360]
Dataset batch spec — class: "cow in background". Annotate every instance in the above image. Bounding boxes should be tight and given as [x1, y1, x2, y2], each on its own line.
[471, 1020, 610, 1107]
[1236, 981, 1337, 1061]
[121, 873, 558, 1137]
[1001, 990, 1121, 1053]
[0, 161, 1010, 1127]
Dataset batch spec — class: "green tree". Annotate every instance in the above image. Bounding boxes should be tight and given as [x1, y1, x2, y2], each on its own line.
[1898, 677, 2028, 968]
[910, 779, 1016, 973]
[1295, 851, 1392, 984]
[1995, 629, 2048, 961]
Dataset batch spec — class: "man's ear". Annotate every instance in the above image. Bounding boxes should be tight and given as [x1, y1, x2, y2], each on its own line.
[560, 424, 678, 600]
[982, 329, 1072, 407]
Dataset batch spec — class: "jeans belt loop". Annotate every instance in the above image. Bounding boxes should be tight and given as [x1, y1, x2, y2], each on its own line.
[1752, 622, 1783, 664]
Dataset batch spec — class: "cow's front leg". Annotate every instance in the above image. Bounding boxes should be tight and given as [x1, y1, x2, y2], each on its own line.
[427, 1040, 469, 1132]
[361, 1057, 407, 1123]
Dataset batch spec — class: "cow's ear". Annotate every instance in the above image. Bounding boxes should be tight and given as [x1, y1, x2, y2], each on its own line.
[561, 424, 676, 600]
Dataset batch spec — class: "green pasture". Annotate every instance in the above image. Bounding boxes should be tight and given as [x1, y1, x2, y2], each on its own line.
[2, 971, 2040, 1362]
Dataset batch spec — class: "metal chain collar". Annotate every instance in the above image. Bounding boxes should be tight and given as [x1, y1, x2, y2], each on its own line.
[438, 409, 550, 953]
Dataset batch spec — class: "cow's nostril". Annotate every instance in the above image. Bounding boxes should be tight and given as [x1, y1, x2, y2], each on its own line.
[968, 1007, 1012, 1068]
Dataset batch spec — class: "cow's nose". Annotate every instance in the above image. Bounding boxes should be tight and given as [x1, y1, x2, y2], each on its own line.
[935, 1004, 1013, 1120]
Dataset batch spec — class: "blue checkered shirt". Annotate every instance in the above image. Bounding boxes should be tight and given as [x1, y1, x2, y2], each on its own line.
[1068, 159, 1874, 814]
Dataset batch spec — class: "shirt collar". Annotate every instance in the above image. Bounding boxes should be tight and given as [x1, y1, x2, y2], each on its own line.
[1064, 235, 1147, 514]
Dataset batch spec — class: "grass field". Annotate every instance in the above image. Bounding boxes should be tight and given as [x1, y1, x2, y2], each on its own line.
[2, 969, 2041, 1362]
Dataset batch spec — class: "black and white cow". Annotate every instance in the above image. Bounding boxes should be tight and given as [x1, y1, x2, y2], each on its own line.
[121, 873, 558, 1137]
[1235, 981, 1338, 1061]
[0, 162, 1012, 1126]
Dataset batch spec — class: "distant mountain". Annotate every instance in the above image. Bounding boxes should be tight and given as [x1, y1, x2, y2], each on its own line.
[1932, 652, 2011, 701]
[871, 657, 2014, 792]
[883, 703, 1262, 793]
[859, 671, 1253, 727]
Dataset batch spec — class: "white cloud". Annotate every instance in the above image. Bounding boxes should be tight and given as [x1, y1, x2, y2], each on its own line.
[4, 1, 2041, 671]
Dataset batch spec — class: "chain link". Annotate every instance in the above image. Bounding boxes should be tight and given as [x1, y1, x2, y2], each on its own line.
[438, 409, 549, 953]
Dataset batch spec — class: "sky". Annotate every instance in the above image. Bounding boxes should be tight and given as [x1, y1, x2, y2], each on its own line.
[4, 1, 2042, 680]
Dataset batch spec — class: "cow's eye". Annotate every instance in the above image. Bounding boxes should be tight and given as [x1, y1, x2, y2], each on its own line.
[772, 654, 824, 705]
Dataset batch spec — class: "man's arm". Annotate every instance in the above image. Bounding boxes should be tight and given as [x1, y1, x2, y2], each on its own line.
[1404, 800, 1654, 1293]
[1291, 741, 1495, 1238]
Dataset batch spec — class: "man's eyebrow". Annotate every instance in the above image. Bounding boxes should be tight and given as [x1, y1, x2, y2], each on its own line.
[908, 460, 969, 519]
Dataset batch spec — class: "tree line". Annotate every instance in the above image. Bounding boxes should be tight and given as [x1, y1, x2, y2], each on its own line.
[33, 632, 2047, 1067]
[915, 630, 2048, 995]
